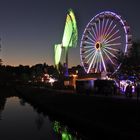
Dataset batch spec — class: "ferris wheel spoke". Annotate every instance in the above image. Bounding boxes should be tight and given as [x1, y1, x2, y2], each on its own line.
[104, 24, 116, 39]
[84, 45, 95, 49]
[102, 19, 109, 37]
[84, 46, 96, 50]
[89, 52, 97, 68]
[104, 47, 120, 52]
[96, 54, 100, 72]
[102, 49, 116, 65]
[95, 55, 100, 72]
[83, 47, 95, 54]
[103, 25, 117, 42]
[99, 56, 102, 72]
[104, 29, 119, 43]
[87, 51, 97, 73]
[94, 22, 99, 39]
[100, 51, 107, 72]
[105, 36, 121, 44]
[91, 27, 98, 41]
[102, 19, 112, 36]
[104, 43, 121, 47]
[103, 20, 114, 39]
[85, 53, 95, 63]
[101, 18, 105, 40]
[104, 43, 121, 51]
[85, 49, 95, 59]
[98, 19, 101, 39]
[92, 52, 98, 70]
[87, 51, 96, 64]
[103, 47, 118, 59]
[83, 41, 94, 45]
[88, 30, 97, 42]
[86, 34, 96, 43]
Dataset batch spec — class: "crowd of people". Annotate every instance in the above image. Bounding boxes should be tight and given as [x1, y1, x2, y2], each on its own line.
[125, 81, 140, 99]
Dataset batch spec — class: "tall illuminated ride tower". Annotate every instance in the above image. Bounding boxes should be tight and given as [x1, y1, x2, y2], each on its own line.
[54, 9, 78, 76]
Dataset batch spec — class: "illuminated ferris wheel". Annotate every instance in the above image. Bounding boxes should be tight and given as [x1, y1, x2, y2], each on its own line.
[80, 11, 132, 74]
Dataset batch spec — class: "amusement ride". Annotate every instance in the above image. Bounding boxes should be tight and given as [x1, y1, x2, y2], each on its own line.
[54, 9, 78, 76]
[80, 11, 132, 75]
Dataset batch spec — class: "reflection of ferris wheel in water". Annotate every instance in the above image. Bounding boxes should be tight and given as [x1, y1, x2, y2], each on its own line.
[80, 11, 132, 74]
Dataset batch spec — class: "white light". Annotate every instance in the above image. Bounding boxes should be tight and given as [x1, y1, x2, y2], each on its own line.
[49, 77, 57, 83]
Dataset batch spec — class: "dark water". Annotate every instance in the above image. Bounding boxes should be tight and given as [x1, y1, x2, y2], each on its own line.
[0, 96, 82, 140]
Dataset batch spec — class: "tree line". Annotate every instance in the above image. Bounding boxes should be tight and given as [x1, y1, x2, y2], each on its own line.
[0, 41, 140, 83]
[0, 62, 84, 84]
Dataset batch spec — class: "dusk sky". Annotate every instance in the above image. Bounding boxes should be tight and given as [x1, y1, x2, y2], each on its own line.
[0, 0, 139, 67]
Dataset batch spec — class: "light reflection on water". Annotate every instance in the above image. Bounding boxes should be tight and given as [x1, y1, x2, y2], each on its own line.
[53, 121, 82, 140]
[0, 97, 82, 140]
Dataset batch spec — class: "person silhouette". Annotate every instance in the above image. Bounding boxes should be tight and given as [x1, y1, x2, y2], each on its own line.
[125, 84, 130, 97]
[136, 82, 140, 102]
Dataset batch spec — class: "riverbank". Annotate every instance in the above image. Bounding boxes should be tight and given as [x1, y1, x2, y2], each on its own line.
[15, 85, 140, 140]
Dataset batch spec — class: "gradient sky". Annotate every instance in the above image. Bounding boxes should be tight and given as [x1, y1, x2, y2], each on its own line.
[0, 0, 139, 67]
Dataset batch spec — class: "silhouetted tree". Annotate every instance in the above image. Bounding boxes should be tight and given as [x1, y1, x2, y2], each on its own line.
[0, 59, 2, 66]
[118, 41, 140, 77]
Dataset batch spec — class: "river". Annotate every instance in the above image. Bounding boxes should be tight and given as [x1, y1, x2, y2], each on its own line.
[0, 96, 82, 140]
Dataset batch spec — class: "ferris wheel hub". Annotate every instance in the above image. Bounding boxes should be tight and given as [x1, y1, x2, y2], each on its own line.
[95, 42, 101, 50]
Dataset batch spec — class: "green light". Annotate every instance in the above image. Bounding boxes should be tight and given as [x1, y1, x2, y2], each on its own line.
[62, 9, 78, 48]
[62, 132, 72, 140]
[54, 44, 62, 68]
[53, 121, 76, 140]
[54, 9, 78, 70]
[53, 121, 61, 133]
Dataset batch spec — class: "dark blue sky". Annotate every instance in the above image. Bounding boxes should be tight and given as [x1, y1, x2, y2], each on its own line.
[0, 0, 139, 67]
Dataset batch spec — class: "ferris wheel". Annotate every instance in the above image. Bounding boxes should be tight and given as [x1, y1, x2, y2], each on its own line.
[80, 11, 132, 74]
